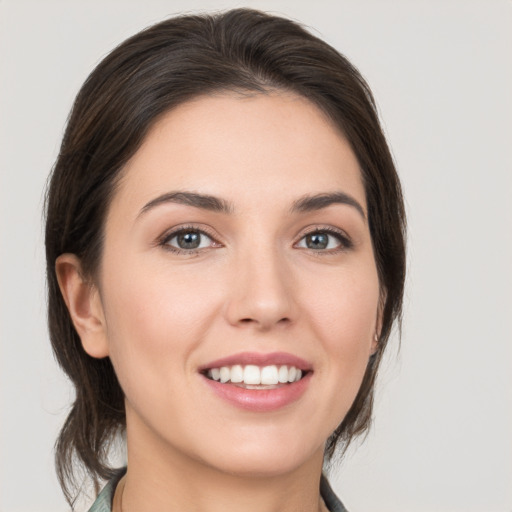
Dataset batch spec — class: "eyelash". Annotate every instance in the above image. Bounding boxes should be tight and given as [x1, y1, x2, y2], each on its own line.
[296, 226, 353, 254]
[158, 225, 220, 255]
[158, 225, 353, 255]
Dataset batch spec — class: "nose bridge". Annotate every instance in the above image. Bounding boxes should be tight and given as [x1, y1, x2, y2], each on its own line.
[225, 237, 296, 329]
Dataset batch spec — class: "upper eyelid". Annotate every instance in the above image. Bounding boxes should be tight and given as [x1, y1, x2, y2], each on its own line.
[158, 224, 221, 246]
[294, 226, 354, 251]
[296, 225, 351, 240]
[156, 223, 352, 247]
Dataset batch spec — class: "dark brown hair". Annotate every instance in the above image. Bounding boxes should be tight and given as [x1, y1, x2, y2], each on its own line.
[45, 8, 406, 507]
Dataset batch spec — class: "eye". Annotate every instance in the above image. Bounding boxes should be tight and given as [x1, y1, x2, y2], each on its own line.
[162, 228, 218, 252]
[296, 229, 351, 252]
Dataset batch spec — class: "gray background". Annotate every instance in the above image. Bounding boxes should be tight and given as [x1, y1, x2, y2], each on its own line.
[1, 1, 511, 511]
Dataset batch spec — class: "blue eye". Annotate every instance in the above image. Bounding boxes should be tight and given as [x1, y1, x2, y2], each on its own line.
[164, 229, 215, 251]
[296, 230, 350, 251]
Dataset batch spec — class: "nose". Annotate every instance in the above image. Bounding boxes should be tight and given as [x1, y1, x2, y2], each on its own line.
[224, 246, 298, 331]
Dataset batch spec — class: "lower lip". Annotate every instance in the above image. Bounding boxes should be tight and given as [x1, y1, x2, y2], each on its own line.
[201, 373, 312, 412]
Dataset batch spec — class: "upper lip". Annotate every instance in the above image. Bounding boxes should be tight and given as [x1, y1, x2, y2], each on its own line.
[199, 352, 312, 372]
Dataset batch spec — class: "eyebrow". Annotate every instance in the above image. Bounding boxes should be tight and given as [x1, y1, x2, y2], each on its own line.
[138, 190, 365, 220]
[138, 191, 234, 218]
[291, 192, 366, 220]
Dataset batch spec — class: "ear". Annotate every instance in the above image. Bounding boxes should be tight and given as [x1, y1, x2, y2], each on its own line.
[55, 254, 110, 358]
[371, 292, 386, 355]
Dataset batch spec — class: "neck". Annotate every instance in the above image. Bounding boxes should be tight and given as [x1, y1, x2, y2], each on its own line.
[121, 422, 327, 512]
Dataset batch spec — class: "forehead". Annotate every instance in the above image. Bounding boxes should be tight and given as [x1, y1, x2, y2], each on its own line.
[113, 91, 366, 216]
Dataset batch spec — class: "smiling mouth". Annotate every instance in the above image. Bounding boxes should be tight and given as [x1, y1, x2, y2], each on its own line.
[202, 364, 308, 389]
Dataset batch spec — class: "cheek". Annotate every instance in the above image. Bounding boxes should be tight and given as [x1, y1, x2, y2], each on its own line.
[99, 259, 221, 391]
[309, 266, 379, 347]
[304, 263, 380, 396]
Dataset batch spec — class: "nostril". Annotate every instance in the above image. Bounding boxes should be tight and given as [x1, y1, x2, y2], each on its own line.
[238, 316, 291, 327]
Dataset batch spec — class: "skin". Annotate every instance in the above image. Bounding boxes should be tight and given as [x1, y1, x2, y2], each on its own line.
[57, 91, 381, 512]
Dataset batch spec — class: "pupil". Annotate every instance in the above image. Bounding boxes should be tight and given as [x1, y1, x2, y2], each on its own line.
[178, 231, 200, 249]
[307, 233, 328, 249]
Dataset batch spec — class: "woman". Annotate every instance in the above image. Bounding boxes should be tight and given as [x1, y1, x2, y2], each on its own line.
[45, 8, 406, 512]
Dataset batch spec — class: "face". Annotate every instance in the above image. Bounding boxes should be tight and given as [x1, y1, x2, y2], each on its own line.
[91, 92, 380, 477]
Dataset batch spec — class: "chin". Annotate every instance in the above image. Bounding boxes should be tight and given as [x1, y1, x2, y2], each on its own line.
[193, 434, 325, 478]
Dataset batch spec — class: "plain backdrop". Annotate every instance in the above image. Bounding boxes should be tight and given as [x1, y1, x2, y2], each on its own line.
[1, 1, 511, 511]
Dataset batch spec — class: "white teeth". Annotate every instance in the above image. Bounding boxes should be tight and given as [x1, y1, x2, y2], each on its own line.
[260, 365, 279, 385]
[278, 365, 289, 383]
[206, 364, 305, 385]
[230, 364, 243, 383]
[244, 365, 261, 385]
[219, 366, 230, 383]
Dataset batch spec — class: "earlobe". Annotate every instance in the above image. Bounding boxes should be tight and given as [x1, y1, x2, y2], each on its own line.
[371, 332, 379, 356]
[371, 293, 385, 355]
[55, 254, 110, 359]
